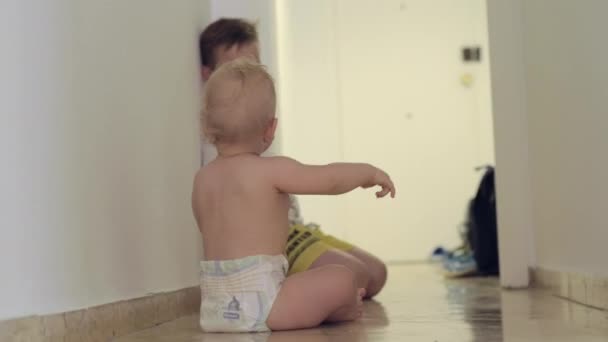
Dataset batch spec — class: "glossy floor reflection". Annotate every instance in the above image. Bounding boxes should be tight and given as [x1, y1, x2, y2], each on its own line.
[114, 264, 608, 341]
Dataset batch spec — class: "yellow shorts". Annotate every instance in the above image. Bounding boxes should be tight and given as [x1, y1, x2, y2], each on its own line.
[285, 224, 354, 275]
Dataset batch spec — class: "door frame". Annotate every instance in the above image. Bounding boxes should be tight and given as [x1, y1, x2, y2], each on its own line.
[487, 0, 533, 288]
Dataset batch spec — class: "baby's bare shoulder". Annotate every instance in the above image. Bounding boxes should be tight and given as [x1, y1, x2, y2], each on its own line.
[260, 155, 299, 168]
[193, 162, 224, 188]
[255, 156, 294, 174]
[195, 156, 291, 189]
[192, 167, 209, 195]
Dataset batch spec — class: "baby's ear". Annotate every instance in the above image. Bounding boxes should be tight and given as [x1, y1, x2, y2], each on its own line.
[201, 66, 213, 82]
[264, 118, 278, 143]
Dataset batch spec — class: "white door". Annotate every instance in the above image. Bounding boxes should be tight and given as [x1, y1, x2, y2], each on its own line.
[335, 0, 492, 261]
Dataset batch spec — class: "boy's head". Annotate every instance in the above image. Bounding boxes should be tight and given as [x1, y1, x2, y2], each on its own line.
[202, 58, 276, 151]
[199, 18, 260, 81]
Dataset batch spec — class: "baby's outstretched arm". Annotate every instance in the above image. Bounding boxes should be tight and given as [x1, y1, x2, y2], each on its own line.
[268, 157, 396, 198]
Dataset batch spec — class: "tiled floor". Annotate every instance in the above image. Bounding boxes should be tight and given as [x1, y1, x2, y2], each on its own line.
[115, 264, 608, 341]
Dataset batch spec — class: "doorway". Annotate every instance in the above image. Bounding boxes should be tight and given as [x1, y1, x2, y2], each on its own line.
[277, 0, 495, 261]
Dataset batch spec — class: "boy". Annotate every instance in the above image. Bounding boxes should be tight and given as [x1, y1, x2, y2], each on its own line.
[192, 59, 395, 332]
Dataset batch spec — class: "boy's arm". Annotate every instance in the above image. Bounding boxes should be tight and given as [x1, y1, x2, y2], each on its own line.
[268, 157, 396, 198]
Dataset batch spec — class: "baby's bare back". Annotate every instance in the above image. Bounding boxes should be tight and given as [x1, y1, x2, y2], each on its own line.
[192, 154, 290, 261]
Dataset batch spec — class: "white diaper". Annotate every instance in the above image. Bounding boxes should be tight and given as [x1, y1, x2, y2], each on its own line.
[199, 255, 288, 333]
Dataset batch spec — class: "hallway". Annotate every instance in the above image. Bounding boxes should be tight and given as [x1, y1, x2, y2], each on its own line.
[115, 264, 608, 341]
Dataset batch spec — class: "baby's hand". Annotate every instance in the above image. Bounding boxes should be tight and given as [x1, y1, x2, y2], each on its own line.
[361, 167, 396, 198]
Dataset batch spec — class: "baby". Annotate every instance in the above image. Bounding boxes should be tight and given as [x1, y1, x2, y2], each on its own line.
[192, 58, 396, 332]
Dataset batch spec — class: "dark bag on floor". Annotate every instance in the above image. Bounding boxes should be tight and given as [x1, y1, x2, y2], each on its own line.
[466, 166, 499, 275]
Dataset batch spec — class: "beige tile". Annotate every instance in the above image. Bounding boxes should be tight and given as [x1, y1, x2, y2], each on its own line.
[0, 318, 19, 338]
[82, 308, 100, 333]
[40, 313, 66, 338]
[115, 264, 608, 342]
[587, 305, 608, 328]
[559, 269, 570, 299]
[63, 309, 86, 332]
[95, 302, 119, 339]
[0, 316, 42, 342]
[153, 293, 171, 324]
[64, 331, 86, 342]
[114, 300, 137, 337]
[4, 267, 606, 342]
[585, 276, 608, 311]
[569, 273, 590, 307]
[531, 267, 560, 291]
[89, 329, 114, 342]
[175, 286, 200, 316]
[137, 296, 160, 330]
[165, 292, 180, 320]
[174, 290, 188, 316]
[183, 287, 201, 314]
[45, 336, 66, 342]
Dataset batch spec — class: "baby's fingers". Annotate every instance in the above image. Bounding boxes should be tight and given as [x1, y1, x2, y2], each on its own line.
[376, 185, 390, 198]
[376, 180, 396, 199]
[388, 180, 396, 198]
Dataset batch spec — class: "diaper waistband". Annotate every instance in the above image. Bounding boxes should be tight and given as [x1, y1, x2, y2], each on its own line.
[200, 255, 287, 293]
[200, 255, 287, 276]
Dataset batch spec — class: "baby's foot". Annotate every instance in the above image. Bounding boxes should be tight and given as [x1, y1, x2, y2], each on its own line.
[326, 288, 365, 322]
[355, 288, 365, 318]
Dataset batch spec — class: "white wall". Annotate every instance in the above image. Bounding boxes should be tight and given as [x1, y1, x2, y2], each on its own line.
[470, 1, 496, 167]
[275, 0, 346, 234]
[0, 0, 207, 320]
[276, 1, 496, 253]
[488, 0, 608, 286]
[523, 0, 608, 276]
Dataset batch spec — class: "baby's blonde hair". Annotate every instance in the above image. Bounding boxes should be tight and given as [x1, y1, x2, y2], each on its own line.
[202, 58, 276, 144]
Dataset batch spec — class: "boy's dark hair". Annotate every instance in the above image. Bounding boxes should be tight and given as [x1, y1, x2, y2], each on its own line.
[199, 18, 258, 69]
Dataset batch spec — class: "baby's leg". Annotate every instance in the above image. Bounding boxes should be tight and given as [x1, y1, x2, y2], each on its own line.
[266, 265, 365, 331]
